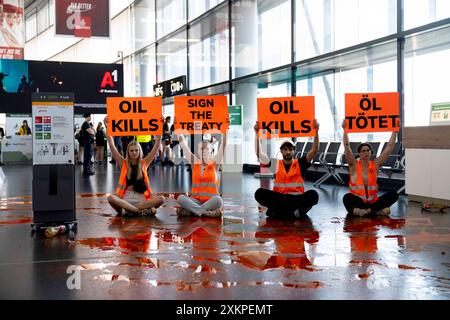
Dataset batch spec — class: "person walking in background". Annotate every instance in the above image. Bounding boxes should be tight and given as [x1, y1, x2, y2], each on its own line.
[74, 125, 83, 165]
[82, 113, 95, 176]
[95, 122, 106, 164]
[160, 116, 173, 165]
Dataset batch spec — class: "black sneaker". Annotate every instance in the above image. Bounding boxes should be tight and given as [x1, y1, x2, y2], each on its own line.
[265, 208, 277, 218]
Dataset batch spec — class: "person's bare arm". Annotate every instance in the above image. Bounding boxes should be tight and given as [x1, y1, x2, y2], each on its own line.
[342, 119, 356, 167]
[86, 127, 95, 136]
[254, 121, 270, 165]
[178, 135, 197, 165]
[306, 119, 320, 163]
[375, 130, 398, 168]
[214, 117, 230, 164]
[104, 117, 124, 166]
[144, 136, 161, 167]
[144, 117, 164, 166]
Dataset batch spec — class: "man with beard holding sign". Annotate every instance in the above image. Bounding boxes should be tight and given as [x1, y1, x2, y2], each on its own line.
[253, 119, 320, 219]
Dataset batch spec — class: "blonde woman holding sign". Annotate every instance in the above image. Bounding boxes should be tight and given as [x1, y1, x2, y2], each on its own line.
[254, 120, 320, 219]
[104, 117, 165, 216]
[341, 119, 399, 216]
[175, 123, 228, 218]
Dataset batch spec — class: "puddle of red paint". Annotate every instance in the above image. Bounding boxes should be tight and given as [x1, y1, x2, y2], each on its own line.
[344, 217, 405, 233]
[0, 215, 33, 225]
[79, 193, 107, 198]
[77, 233, 151, 253]
[398, 264, 431, 272]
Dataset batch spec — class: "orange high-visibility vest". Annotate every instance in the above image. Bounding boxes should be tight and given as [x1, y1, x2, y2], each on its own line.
[273, 159, 305, 194]
[191, 162, 219, 202]
[116, 160, 152, 200]
[349, 160, 379, 203]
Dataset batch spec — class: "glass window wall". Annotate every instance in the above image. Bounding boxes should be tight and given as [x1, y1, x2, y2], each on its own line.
[188, 0, 224, 21]
[404, 27, 450, 127]
[132, 0, 156, 52]
[404, 0, 450, 30]
[25, 11, 37, 41]
[133, 45, 156, 97]
[232, 0, 291, 78]
[188, 4, 229, 89]
[296, 0, 396, 61]
[234, 69, 291, 165]
[157, 0, 186, 39]
[37, 2, 49, 33]
[156, 29, 187, 82]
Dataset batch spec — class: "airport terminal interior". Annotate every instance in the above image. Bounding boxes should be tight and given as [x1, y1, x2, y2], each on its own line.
[0, 0, 450, 300]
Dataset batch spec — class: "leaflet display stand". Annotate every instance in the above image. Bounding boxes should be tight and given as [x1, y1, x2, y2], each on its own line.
[31, 93, 77, 234]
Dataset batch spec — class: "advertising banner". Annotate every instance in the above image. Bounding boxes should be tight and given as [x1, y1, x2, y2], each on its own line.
[0, 0, 24, 59]
[55, 0, 110, 38]
[5, 113, 31, 136]
[257, 96, 315, 138]
[32, 93, 75, 165]
[345, 92, 400, 133]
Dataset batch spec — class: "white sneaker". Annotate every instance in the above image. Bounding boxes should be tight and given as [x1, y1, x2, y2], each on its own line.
[176, 207, 191, 216]
[141, 207, 157, 216]
[353, 208, 371, 216]
[376, 207, 390, 216]
[203, 208, 223, 218]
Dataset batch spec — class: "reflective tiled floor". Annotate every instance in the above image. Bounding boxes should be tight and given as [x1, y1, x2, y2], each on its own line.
[0, 163, 449, 299]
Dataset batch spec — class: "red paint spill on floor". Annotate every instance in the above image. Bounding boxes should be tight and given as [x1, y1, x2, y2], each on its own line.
[79, 193, 107, 198]
[0, 215, 33, 225]
[77, 233, 151, 253]
[398, 264, 431, 272]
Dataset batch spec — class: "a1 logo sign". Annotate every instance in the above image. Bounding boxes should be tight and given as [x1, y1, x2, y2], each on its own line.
[100, 70, 118, 88]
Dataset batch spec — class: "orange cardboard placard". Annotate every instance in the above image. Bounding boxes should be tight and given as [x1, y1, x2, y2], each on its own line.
[345, 92, 400, 133]
[174, 96, 229, 134]
[106, 97, 163, 136]
[257, 96, 316, 138]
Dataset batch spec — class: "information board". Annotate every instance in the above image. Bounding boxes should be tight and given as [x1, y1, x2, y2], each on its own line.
[32, 93, 75, 165]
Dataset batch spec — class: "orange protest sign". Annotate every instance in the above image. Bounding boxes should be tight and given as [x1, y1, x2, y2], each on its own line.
[106, 97, 163, 136]
[345, 92, 400, 133]
[257, 97, 315, 138]
[174, 96, 229, 134]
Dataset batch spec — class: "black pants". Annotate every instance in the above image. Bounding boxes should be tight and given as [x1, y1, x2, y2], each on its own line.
[83, 142, 93, 173]
[343, 191, 399, 214]
[254, 188, 319, 219]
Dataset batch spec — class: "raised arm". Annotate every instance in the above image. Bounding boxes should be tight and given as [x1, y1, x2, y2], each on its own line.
[342, 119, 356, 167]
[104, 117, 124, 166]
[144, 117, 164, 167]
[254, 121, 270, 165]
[305, 119, 320, 163]
[375, 130, 397, 168]
[178, 134, 197, 165]
[213, 117, 230, 164]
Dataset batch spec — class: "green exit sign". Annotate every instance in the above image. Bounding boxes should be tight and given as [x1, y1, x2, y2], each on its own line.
[228, 105, 242, 125]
